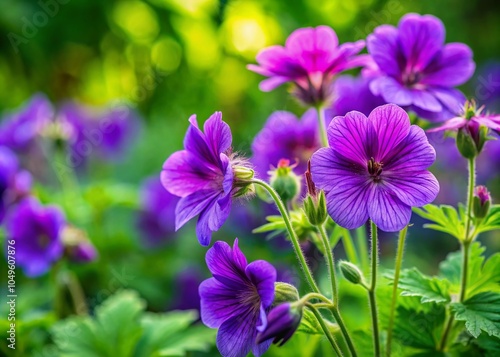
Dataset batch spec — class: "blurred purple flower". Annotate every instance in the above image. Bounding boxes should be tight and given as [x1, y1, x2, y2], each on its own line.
[366, 13, 475, 121]
[251, 109, 320, 180]
[170, 268, 204, 311]
[311, 104, 439, 231]
[5, 198, 65, 277]
[199, 239, 276, 357]
[161, 112, 252, 246]
[475, 61, 500, 112]
[0, 146, 32, 222]
[248, 26, 366, 106]
[0, 94, 52, 151]
[61, 226, 98, 263]
[137, 175, 179, 247]
[327, 75, 386, 117]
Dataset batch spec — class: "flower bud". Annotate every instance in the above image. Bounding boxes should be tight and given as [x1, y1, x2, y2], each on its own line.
[303, 162, 328, 226]
[62, 226, 98, 263]
[269, 159, 301, 203]
[473, 185, 491, 219]
[256, 303, 302, 346]
[339, 260, 365, 285]
[273, 282, 299, 304]
[456, 121, 488, 159]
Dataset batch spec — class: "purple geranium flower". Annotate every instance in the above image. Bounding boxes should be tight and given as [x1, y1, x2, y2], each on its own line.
[199, 239, 276, 357]
[248, 26, 366, 106]
[366, 13, 475, 121]
[137, 175, 179, 247]
[0, 146, 32, 222]
[251, 109, 320, 180]
[5, 198, 65, 277]
[311, 104, 439, 231]
[0, 94, 53, 151]
[161, 112, 252, 246]
[256, 303, 302, 347]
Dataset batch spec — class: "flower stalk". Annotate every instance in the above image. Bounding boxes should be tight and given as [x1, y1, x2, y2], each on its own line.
[369, 220, 381, 357]
[315, 105, 329, 147]
[306, 303, 343, 356]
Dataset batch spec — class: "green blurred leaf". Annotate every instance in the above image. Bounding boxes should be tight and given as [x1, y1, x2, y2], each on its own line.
[413, 204, 465, 240]
[451, 292, 500, 338]
[397, 268, 451, 304]
[476, 205, 500, 234]
[475, 333, 500, 357]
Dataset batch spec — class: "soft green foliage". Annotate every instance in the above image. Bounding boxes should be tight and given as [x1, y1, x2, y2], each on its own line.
[451, 292, 500, 339]
[413, 204, 466, 240]
[51, 290, 215, 357]
[397, 268, 451, 304]
[476, 204, 500, 234]
[253, 211, 316, 241]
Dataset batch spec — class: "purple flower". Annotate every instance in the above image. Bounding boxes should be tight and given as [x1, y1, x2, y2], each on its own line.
[161, 112, 252, 246]
[366, 13, 475, 121]
[327, 75, 386, 117]
[251, 110, 320, 180]
[0, 94, 53, 151]
[248, 26, 366, 106]
[311, 104, 439, 232]
[0, 146, 32, 222]
[256, 303, 302, 346]
[5, 198, 65, 277]
[475, 186, 491, 206]
[475, 61, 500, 112]
[137, 175, 179, 247]
[170, 268, 204, 312]
[199, 239, 276, 357]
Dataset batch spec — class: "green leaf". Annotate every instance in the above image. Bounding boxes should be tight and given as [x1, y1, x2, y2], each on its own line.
[439, 242, 500, 296]
[397, 268, 451, 304]
[477, 204, 500, 234]
[475, 333, 500, 357]
[413, 204, 465, 240]
[451, 292, 500, 338]
[296, 309, 331, 336]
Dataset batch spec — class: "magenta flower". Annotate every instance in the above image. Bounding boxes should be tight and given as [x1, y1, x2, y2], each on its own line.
[5, 198, 65, 277]
[248, 26, 366, 106]
[199, 239, 276, 357]
[311, 104, 439, 231]
[366, 14, 475, 121]
[251, 109, 320, 180]
[161, 112, 252, 246]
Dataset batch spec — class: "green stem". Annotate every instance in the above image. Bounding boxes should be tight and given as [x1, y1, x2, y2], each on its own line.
[306, 304, 343, 356]
[386, 226, 408, 356]
[341, 230, 360, 267]
[252, 179, 320, 293]
[355, 225, 369, 273]
[330, 307, 358, 357]
[369, 220, 380, 357]
[439, 158, 476, 351]
[318, 225, 338, 303]
[66, 271, 88, 315]
[316, 105, 329, 147]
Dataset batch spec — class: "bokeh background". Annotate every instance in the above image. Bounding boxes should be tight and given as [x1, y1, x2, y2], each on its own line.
[0, 0, 499, 356]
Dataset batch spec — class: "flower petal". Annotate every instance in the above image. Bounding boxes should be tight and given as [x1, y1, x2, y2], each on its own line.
[384, 126, 436, 171]
[422, 43, 475, 87]
[398, 13, 445, 70]
[216, 311, 263, 357]
[409, 89, 443, 113]
[327, 111, 377, 165]
[325, 177, 371, 230]
[368, 187, 412, 232]
[384, 170, 439, 207]
[427, 117, 467, 132]
[196, 195, 231, 246]
[175, 189, 219, 231]
[253, 45, 304, 78]
[368, 104, 410, 161]
[369, 77, 413, 106]
[205, 240, 247, 287]
[245, 260, 277, 309]
[204, 112, 232, 159]
[184, 115, 221, 166]
[367, 25, 402, 77]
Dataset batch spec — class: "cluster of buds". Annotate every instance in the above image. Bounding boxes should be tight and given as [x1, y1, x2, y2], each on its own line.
[456, 100, 489, 159]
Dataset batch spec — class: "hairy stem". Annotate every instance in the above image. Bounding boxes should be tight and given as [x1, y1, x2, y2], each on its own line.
[318, 225, 338, 303]
[306, 304, 343, 356]
[330, 306, 358, 357]
[369, 220, 380, 357]
[356, 225, 369, 273]
[252, 179, 320, 293]
[342, 230, 360, 267]
[386, 226, 408, 356]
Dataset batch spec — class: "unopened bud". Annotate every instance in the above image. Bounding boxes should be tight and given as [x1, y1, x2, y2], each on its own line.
[269, 159, 301, 203]
[274, 282, 299, 304]
[473, 185, 491, 219]
[339, 261, 364, 285]
[303, 161, 327, 226]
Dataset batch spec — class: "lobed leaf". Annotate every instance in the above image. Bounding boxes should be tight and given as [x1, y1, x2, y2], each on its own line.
[451, 292, 500, 338]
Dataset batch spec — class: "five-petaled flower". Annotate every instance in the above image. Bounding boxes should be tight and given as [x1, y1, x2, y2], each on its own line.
[311, 104, 439, 232]
[248, 26, 366, 106]
[199, 239, 276, 357]
[161, 112, 253, 246]
[366, 13, 475, 121]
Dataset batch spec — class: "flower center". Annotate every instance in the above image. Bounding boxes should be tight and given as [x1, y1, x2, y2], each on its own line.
[367, 157, 383, 181]
[402, 69, 422, 88]
[38, 234, 50, 248]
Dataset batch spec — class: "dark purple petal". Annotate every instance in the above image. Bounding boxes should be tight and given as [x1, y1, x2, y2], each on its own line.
[409, 89, 443, 112]
[195, 193, 232, 246]
[368, 187, 412, 232]
[384, 126, 436, 172]
[204, 112, 232, 160]
[175, 189, 219, 230]
[384, 170, 439, 207]
[366, 25, 402, 77]
[325, 178, 372, 230]
[327, 111, 377, 165]
[252, 45, 305, 78]
[252, 338, 273, 357]
[368, 104, 410, 161]
[245, 260, 277, 309]
[184, 115, 222, 167]
[422, 43, 475, 87]
[205, 240, 247, 288]
[398, 13, 445, 70]
[369, 77, 413, 106]
[216, 311, 262, 357]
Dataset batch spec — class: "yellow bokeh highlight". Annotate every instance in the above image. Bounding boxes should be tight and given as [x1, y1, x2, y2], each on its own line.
[112, 1, 160, 42]
[215, 58, 251, 105]
[151, 37, 182, 72]
[306, 0, 359, 29]
[155, 0, 217, 17]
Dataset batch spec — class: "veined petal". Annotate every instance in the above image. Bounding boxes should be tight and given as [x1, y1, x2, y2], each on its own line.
[204, 112, 232, 158]
[367, 25, 403, 77]
[184, 115, 221, 166]
[327, 111, 377, 165]
[245, 260, 277, 309]
[368, 187, 412, 232]
[326, 178, 371, 230]
[175, 189, 219, 231]
[206, 240, 247, 287]
[427, 117, 467, 132]
[409, 89, 443, 113]
[368, 104, 410, 161]
[216, 311, 262, 357]
[429, 87, 465, 115]
[384, 126, 436, 171]
[384, 170, 439, 207]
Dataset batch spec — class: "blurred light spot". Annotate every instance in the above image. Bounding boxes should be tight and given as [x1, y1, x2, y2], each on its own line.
[156, 0, 217, 17]
[215, 58, 251, 104]
[151, 37, 182, 72]
[306, 0, 358, 28]
[112, 1, 159, 42]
